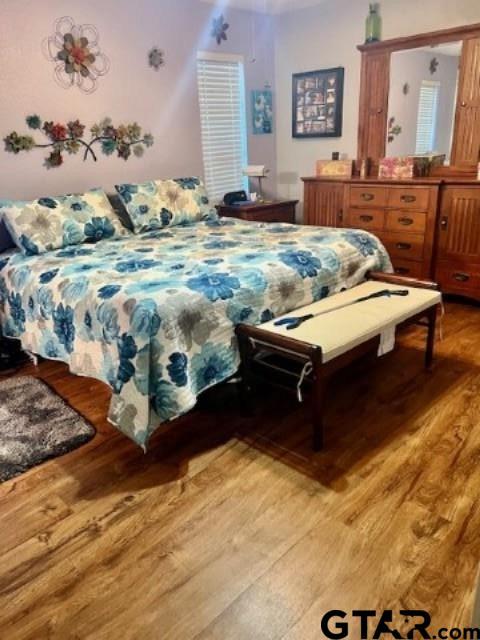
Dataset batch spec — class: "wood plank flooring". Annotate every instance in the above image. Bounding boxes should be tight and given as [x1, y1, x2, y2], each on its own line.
[0, 301, 479, 639]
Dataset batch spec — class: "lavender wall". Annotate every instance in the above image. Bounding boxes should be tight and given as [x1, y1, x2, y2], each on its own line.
[0, 0, 276, 200]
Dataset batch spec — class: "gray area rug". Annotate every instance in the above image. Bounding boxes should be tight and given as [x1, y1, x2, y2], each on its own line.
[0, 376, 95, 482]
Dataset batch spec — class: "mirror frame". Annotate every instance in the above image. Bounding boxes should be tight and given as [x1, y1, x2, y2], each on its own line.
[357, 22, 480, 178]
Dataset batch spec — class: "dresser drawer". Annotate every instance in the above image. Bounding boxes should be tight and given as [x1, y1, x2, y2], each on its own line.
[391, 259, 423, 279]
[381, 232, 425, 261]
[349, 186, 388, 208]
[436, 264, 480, 294]
[387, 187, 430, 211]
[385, 210, 427, 234]
[347, 208, 385, 232]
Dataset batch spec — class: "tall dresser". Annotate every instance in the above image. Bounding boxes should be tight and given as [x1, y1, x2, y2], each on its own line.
[302, 177, 480, 300]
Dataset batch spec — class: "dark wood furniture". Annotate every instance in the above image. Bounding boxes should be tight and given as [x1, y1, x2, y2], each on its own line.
[357, 23, 480, 178]
[236, 273, 441, 452]
[302, 177, 480, 299]
[217, 200, 298, 224]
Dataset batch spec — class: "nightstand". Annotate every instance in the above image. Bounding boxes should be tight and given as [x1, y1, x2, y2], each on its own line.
[216, 200, 298, 224]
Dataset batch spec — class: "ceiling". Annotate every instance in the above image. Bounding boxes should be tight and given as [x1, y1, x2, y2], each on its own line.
[200, 0, 329, 15]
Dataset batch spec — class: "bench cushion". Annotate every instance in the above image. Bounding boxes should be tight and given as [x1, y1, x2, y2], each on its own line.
[260, 281, 441, 363]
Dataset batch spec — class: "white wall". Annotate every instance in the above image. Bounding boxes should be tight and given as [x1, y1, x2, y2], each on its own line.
[274, 0, 480, 217]
[0, 0, 276, 200]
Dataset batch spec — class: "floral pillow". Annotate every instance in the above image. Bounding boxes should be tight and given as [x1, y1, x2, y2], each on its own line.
[0, 188, 130, 256]
[115, 177, 218, 233]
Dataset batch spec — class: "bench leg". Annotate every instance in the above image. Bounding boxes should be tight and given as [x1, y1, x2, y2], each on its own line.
[237, 333, 255, 417]
[425, 306, 438, 371]
[312, 370, 326, 452]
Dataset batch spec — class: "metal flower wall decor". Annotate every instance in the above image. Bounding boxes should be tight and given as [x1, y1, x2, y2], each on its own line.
[211, 15, 229, 45]
[149, 47, 165, 71]
[42, 17, 110, 94]
[4, 116, 154, 169]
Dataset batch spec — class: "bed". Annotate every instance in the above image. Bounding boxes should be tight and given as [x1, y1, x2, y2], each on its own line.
[0, 218, 391, 448]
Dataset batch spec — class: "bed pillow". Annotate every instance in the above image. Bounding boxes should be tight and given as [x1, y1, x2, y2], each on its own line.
[0, 188, 130, 256]
[115, 177, 218, 233]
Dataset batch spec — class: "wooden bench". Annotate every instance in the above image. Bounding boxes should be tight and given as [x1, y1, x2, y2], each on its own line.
[236, 273, 442, 451]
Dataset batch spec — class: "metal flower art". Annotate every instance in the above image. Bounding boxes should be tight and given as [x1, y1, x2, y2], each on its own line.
[430, 57, 439, 75]
[149, 47, 165, 71]
[42, 17, 110, 94]
[4, 116, 154, 169]
[211, 15, 229, 45]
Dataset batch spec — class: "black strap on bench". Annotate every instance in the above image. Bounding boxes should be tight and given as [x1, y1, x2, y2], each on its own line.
[274, 289, 410, 331]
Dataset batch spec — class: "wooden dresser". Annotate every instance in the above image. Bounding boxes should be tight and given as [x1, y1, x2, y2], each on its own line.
[302, 177, 480, 300]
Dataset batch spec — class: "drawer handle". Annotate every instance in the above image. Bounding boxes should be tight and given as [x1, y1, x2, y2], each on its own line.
[360, 214, 374, 222]
[361, 193, 375, 202]
[400, 195, 416, 203]
[398, 216, 414, 226]
[440, 216, 448, 230]
[453, 272, 470, 283]
[395, 267, 410, 275]
[396, 242, 412, 251]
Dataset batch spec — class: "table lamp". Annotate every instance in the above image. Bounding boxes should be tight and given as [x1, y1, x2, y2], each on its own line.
[244, 165, 270, 203]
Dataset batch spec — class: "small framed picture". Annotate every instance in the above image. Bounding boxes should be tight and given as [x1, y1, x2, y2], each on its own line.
[292, 67, 344, 138]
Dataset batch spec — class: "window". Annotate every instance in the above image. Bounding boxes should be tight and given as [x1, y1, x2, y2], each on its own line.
[197, 52, 248, 203]
[415, 80, 440, 154]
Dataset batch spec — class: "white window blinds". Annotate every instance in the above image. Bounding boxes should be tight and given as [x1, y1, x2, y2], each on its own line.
[197, 53, 248, 203]
[415, 81, 440, 154]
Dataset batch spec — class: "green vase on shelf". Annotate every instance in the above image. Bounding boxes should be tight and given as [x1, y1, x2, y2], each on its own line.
[365, 3, 381, 43]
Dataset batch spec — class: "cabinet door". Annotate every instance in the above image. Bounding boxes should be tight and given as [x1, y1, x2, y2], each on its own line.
[303, 182, 345, 227]
[450, 38, 480, 168]
[357, 51, 390, 168]
[438, 187, 480, 262]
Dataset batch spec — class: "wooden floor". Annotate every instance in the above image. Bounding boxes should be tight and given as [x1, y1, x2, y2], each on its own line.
[1, 301, 480, 639]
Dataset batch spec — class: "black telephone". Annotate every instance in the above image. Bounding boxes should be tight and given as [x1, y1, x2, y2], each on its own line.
[223, 190, 248, 206]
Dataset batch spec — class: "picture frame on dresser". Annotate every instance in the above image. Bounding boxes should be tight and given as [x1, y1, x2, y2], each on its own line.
[292, 67, 344, 139]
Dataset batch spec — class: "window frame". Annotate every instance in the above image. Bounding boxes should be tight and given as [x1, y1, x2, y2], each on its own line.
[196, 50, 249, 204]
[415, 79, 441, 155]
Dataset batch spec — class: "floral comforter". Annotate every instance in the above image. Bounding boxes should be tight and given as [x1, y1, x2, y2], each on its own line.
[0, 218, 391, 448]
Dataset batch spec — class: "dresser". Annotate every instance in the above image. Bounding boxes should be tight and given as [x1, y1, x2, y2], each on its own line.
[302, 177, 480, 300]
[303, 178, 440, 280]
[217, 200, 298, 224]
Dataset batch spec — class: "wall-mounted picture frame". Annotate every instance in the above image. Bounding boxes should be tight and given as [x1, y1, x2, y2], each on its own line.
[252, 89, 273, 135]
[292, 67, 344, 138]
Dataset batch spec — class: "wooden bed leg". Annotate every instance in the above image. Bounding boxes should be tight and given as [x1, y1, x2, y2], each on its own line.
[311, 362, 325, 452]
[425, 306, 438, 371]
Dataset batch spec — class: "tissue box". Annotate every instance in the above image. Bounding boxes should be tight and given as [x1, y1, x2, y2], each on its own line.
[316, 160, 353, 178]
[379, 157, 414, 179]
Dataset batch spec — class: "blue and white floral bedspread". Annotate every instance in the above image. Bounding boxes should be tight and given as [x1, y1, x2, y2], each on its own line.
[0, 218, 391, 448]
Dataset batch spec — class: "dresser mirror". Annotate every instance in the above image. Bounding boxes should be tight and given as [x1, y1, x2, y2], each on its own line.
[386, 42, 462, 164]
[357, 23, 480, 176]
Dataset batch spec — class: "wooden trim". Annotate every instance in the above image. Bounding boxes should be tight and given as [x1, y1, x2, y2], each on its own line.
[368, 271, 440, 291]
[357, 22, 480, 53]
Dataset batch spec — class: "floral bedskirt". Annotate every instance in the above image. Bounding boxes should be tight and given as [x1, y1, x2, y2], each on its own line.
[0, 219, 391, 448]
